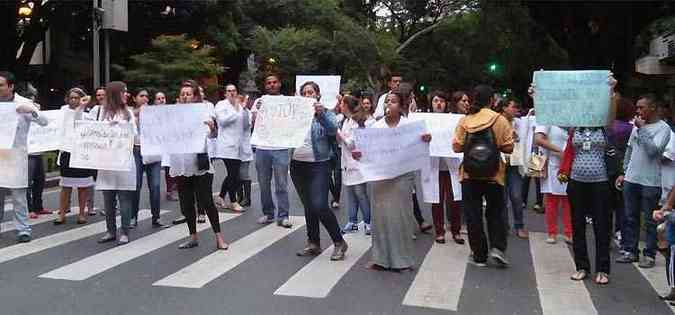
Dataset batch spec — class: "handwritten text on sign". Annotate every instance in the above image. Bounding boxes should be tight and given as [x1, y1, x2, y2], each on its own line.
[70, 120, 134, 171]
[353, 120, 430, 182]
[409, 113, 464, 158]
[0, 104, 18, 149]
[533, 70, 611, 127]
[139, 104, 211, 156]
[28, 110, 63, 153]
[251, 96, 315, 148]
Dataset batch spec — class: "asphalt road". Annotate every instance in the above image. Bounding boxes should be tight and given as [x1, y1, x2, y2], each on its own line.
[0, 164, 673, 315]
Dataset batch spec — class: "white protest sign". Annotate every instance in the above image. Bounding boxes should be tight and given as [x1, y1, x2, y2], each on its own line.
[28, 110, 63, 153]
[533, 70, 611, 127]
[409, 113, 464, 158]
[296, 75, 341, 110]
[0, 149, 27, 188]
[0, 104, 18, 149]
[139, 103, 211, 156]
[60, 108, 77, 152]
[70, 120, 134, 171]
[353, 120, 430, 182]
[251, 95, 316, 148]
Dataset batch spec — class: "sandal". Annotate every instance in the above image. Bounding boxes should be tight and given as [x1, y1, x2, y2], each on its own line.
[366, 262, 388, 271]
[435, 236, 446, 244]
[419, 223, 433, 234]
[595, 272, 609, 285]
[452, 234, 466, 245]
[53, 217, 66, 225]
[570, 270, 588, 281]
[76, 217, 88, 225]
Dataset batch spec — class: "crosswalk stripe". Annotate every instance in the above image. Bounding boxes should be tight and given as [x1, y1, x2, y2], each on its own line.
[529, 232, 597, 315]
[626, 241, 675, 313]
[153, 216, 305, 289]
[39, 212, 241, 281]
[0, 207, 91, 233]
[274, 229, 372, 298]
[0, 210, 161, 265]
[402, 236, 470, 311]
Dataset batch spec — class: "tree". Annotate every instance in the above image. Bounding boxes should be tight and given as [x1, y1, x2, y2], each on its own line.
[116, 34, 224, 100]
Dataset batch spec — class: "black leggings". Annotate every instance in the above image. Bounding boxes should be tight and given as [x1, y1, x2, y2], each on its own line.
[177, 173, 221, 235]
[219, 158, 241, 203]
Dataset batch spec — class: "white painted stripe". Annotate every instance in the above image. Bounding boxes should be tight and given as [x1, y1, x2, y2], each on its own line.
[153, 216, 305, 288]
[0, 210, 162, 265]
[39, 212, 240, 281]
[529, 232, 597, 315]
[621, 240, 675, 313]
[402, 236, 470, 311]
[274, 229, 372, 298]
[0, 207, 88, 233]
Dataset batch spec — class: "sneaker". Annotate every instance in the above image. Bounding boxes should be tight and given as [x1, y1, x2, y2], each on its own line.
[214, 196, 227, 209]
[277, 218, 292, 228]
[546, 235, 557, 244]
[152, 219, 170, 229]
[586, 217, 593, 225]
[330, 241, 349, 261]
[296, 242, 321, 256]
[638, 256, 656, 269]
[230, 202, 246, 212]
[97, 233, 116, 243]
[342, 222, 358, 233]
[364, 223, 372, 235]
[470, 260, 488, 267]
[172, 216, 187, 225]
[615, 253, 638, 263]
[178, 239, 199, 249]
[489, 248, 510, 267]
[532, 204, 543, 213]
[117, 234, 129, 245]
[197, 214, 206, 223]
[331, 201, 340, 209]
[614, 231, 622, 241]
[16, 234, 31, 243]
[257, 216, 274, 225]
[515, 229, 529, 239]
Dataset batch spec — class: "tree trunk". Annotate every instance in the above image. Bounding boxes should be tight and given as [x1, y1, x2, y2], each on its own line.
[396, 21, 444, 55]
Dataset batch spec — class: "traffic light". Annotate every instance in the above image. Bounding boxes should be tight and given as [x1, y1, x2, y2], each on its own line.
[418, 84, 427, 94]
[488, 62, 498, 73]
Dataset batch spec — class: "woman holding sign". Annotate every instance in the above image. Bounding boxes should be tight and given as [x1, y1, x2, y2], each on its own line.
[353, 90, 432, 271]
[55, 87, 94, 225]
[292, 81, 348, 260]
[169, 82, 228, 250]
[87, 82, 137, 245]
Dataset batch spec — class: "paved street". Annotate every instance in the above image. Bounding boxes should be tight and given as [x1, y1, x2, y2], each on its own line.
[0, 165, 673, 315]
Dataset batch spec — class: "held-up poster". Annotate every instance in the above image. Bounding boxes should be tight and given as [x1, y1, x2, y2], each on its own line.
[409, 112, 463, 158]
[0, 103, 18, 150]
[251, 95, 316, 149]
[28, 110, 63, 153]
[139, 103, 212, 156]
[295, 75, 341, 110]
[69, 120, 134, 171]
[352, 120, 430, 182]
[533, 70, 611, 127]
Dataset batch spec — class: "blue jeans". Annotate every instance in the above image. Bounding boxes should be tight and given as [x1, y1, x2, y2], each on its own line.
[255, 149, 290, 220]
[103, 190, 134, 236]
[505, 166, 525, 229]
[0, 188, 31, 236]
[622, 181, 661, 258]
[290, 160, 343, 244]
[344, 183, 371, 225]
[132, 148, 161, 221]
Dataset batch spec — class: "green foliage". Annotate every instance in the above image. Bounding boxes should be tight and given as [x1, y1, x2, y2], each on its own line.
[115, 34, 224, 100]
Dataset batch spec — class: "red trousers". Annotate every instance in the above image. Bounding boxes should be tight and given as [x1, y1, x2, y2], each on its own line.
[431, 172, 462, 237]
[544, 193, 572, 237]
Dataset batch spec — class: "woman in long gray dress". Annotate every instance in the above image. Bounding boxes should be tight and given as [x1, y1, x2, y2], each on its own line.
[353, 90, 431, 271]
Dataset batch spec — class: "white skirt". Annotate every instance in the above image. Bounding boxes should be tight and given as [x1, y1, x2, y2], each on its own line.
[60, 176, 95, 188]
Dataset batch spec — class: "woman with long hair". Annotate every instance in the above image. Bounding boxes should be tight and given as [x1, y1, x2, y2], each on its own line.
[354, 90, 432, 271]
[54, 87, 95, 225]
[169, 82, 228, 250]
[88, 81, 137, 245]
[293, 81, 348, 260]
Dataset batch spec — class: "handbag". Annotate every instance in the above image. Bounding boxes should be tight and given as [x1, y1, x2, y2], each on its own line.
[602, 128, 621, 180]
[557, 129, 575, 182]
[527, 130, 547, 178]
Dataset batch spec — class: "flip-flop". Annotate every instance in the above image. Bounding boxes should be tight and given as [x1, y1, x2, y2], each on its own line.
[570, 270, 588, 281]
[595, 272, 609, 285]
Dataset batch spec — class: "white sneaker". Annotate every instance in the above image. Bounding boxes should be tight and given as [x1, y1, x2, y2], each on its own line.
[364, 223, 372, 235]
[331, 201, 340, 209]
[342, 222, 358, 233]
[546, 236, 557, 244]
[230, 202, 245, 212]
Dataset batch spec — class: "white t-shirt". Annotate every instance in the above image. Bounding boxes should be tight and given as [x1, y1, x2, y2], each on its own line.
[534, 124, 568, 195]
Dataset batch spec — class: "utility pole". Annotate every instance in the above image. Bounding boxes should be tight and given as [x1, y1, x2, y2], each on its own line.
[101, 0, 128, 85]
[92, 0, 101, 89]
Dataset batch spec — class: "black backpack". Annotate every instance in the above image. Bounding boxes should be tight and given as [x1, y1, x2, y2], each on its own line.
[463, 121, 500, 178]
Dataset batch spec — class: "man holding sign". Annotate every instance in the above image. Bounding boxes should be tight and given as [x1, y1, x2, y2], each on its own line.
[250, 74, 295, 228]
[0, 71, 48, 243]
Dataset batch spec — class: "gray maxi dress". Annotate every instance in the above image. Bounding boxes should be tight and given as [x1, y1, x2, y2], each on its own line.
[370, 172, 417, 269]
